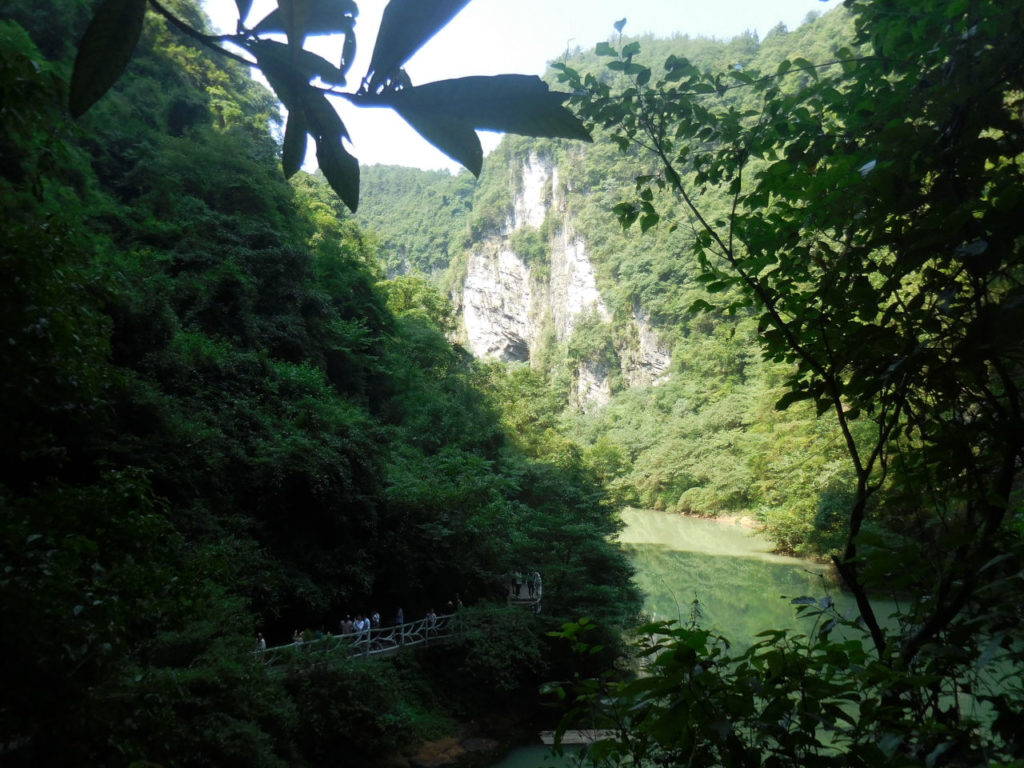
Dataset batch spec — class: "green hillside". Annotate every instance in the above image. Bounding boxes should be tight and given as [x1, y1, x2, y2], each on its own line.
[358, 3, 1024, 762]
[0, 1, 638, 763]
[4, 0, 1023, 764]
[356, 10, 862, 556]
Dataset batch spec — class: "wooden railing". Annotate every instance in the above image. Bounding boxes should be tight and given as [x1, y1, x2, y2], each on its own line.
[255, 612, 459, 669]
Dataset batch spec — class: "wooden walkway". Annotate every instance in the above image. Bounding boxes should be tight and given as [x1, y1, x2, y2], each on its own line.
[255, 613, 459, 669]
[254, 573, 543, 670]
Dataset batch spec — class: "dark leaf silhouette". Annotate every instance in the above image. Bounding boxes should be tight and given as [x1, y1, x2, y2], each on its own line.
[234, 0, 255, 27]
[250, 39, 348, 88]
[373, 75, 591, 173]
[303, 91, 358, 209]
[69, 0, 147, 117]
[253, 0, 357, 42]
[365, 0, 471, 90]
[282, 109, 308, 178]
[316, 131, 359, 211]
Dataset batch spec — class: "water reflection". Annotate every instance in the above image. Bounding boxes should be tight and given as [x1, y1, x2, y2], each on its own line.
[619, 508, 873, 644]
[494, 510, 897, 767]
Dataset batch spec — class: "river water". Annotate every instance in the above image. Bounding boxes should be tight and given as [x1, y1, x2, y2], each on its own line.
[617, 507, 848, 641]
[495, 508, 882, 766]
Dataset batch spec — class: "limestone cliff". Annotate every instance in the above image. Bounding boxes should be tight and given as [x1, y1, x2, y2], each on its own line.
[456, 152, 670, 410]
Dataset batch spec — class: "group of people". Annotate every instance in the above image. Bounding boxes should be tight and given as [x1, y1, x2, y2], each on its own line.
[337, 611, 382, 639]
[256, 599, 463, 653]
[509, 570, 542, 600]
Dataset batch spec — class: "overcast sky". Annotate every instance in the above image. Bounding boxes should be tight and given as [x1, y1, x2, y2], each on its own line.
[202, 0, 839, 171]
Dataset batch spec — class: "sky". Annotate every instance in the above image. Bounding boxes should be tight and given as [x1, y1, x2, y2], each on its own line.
[202, 0, 839, 171]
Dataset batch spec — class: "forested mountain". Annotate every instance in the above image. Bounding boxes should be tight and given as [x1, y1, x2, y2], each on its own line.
[5, 0, 1024, 764]
[356, 9, 861, 556]
[0, 1, 639, 764]
[358, 3, 1024, 762]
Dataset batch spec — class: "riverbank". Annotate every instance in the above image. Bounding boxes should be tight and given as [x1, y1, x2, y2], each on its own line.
[695, 511, 836, 565]
[700, 511, 761, 530]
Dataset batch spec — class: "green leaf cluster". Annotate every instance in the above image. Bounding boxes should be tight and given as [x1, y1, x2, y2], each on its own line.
[542, 0, 1024, 762]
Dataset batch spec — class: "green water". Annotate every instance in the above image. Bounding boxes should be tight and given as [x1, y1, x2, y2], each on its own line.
[494, 509, 887, 766]
[618, 508, 849, 642]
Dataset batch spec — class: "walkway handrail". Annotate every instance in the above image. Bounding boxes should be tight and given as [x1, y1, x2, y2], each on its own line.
[255, 613, 460, 669]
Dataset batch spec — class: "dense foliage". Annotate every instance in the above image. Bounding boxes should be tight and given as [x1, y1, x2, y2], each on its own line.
[356, 13, 868, 557]
[356, 164, 475, 276]
[354, 3, 1024, 763]
[0, 1, 639, 764]
[544, 0, 1024, 763]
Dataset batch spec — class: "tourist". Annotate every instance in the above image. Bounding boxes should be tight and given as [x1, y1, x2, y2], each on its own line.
[426, 608, 437, 635]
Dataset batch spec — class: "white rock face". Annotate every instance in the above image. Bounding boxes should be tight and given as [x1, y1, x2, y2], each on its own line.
[508, 154, 550, 232]
[574, 361, 613, 411]
[463, 244, 533, 361]
[550, 234, 609, 341]
[630, 305, 672, 384]
[459, 153, 672, 401]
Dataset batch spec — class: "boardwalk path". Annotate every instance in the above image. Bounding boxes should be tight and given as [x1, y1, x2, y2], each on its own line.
[257, 612, 460, 670]
[256, 579, 542, 670]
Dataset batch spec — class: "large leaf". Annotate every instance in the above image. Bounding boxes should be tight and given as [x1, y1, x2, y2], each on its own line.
[253, 0, 356, 41]
[398, 111, 484, 175]
[69, 0, 147, 118]
[303, 89, 349, 142]
[365, 0, 472, 89]
[315, 133, 359, 211]
[250, 40, 301, 109]
[234, 0, 255, 26]
[255, 40, 356, 206]
[373, 75, 591, 173]
[250, 39, 348, 88]
[282, 109, 308, 178]
[302, 91, 358, 209]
